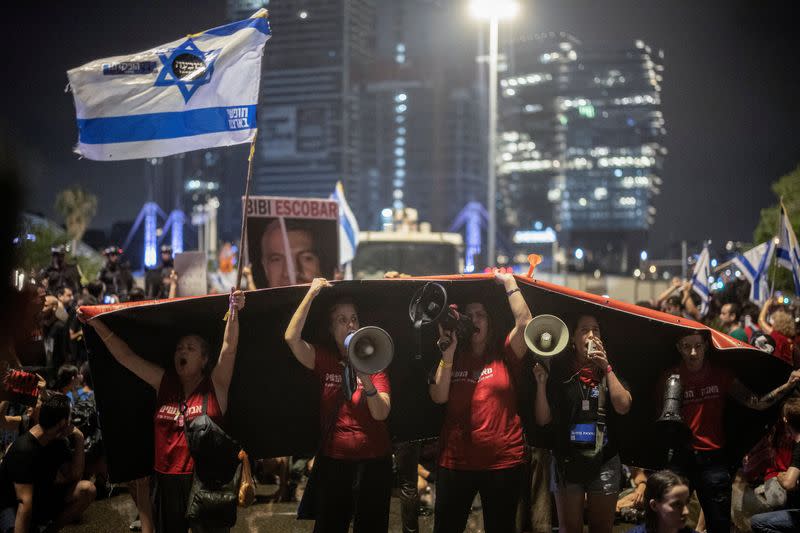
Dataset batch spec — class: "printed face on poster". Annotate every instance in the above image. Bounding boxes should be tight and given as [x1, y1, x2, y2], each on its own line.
[245, 196, 340, 288]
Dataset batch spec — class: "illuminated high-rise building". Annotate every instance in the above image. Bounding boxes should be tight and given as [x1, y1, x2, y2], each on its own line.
[499, 32, 666, 272]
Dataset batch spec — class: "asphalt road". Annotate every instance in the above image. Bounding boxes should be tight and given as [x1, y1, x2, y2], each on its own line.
[61, 490, 644, 533]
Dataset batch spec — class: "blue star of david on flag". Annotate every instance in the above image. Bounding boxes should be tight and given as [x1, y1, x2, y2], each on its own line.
[154, 38, 219, 102]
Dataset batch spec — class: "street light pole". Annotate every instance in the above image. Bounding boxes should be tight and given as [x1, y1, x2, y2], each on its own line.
[487, 15, 498, 267]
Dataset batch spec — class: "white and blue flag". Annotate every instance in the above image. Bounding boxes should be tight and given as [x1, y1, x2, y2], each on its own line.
[691, 243, 711, 317]
[731, 240, 775, 305]
[776, 205, 800, 291]
[331, 181, 360, 265]
[67, 10, 270, 161]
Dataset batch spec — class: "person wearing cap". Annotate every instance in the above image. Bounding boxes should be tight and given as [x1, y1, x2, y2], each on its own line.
[98, 246, 134, 302]
[145, 245, 175, 300]
[38, 245, 81, 295]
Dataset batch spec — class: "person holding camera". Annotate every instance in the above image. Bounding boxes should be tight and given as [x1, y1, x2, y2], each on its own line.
[0, 391, 96, 532]
[658, 330, 800, 533]
[79, 289, 246, 533]
[428, 271, 531, 533]
[534, 313, 632, 533]
[285, 277, 393, 533]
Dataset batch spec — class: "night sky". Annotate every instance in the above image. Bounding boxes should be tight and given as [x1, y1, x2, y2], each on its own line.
[2, 1, 798, 257]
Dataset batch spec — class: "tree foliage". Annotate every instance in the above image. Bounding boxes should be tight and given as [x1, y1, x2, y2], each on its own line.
[14, 218, 103, 285]
[54, 186, 97, 253]
[754, 165, 800, 292]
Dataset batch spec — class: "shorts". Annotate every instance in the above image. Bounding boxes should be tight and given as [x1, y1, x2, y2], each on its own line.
[550, 453, 621, 496]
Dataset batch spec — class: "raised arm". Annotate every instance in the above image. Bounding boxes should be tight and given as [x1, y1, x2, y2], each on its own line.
[429, 327, 456, 404]
[212, 290, 246, 415]
[496, 272, 533, 359]
[682, 282, 702, 321]
[284, 278, 330, 370]
[730, 370, 800, 411]
[167, 270, 178, 299]
[656, 278, 682, 307]
[758, 299, 775, 335]
[589, 338, 632, 415]
[78, 310, 164, 391]
[533, 363, 552, 425]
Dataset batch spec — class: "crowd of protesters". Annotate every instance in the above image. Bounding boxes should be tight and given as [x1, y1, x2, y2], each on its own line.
[2, 240, 800, 533]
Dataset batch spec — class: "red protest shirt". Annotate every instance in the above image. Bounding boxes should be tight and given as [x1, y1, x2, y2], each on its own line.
[313, 345, 392, 460]
[770, 331, 795, 366]
[764, 427, 794, 481]
[153, 372, 223, 475]
[668, 361, 735, 451]
[438, 335, 525, 471]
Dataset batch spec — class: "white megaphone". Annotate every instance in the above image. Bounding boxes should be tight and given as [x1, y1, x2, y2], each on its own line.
[343, 326, 395, 375]
[524, 314, 569, 366]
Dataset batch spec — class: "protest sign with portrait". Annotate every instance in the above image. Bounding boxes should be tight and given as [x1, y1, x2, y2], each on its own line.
[244, 196, 340, 288]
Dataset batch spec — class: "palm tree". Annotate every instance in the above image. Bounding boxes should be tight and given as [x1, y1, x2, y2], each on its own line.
[54, 186, 97, 253]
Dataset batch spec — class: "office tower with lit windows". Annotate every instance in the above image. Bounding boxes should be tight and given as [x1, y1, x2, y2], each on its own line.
[227, 0, 376, 205]
[227, 0, 484, 235]
[499, 32, 666, 272]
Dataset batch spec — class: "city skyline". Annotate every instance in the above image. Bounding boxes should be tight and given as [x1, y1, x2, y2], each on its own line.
[1, 1, 797, 260]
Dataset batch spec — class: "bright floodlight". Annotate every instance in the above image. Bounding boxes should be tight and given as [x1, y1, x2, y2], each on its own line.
[469, 0, 519, 20]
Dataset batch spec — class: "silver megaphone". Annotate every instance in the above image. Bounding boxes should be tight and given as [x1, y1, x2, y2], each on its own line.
[343, 326, 395, 375]
[524, 314, 569, 366]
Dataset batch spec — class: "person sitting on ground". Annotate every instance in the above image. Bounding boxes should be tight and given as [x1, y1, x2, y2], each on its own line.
[626, 469, 699, 533]
[0, 390, 96, 532]
[617, 467, 649, 521]
[53, 364, 91, 404]
[749, 396, 800, 532]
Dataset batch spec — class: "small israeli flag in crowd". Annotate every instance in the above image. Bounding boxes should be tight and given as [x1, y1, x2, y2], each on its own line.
[776, 206, 800, 291]
[67, 10, 270, 161]
[690, 243, 711, 317]
[732, 240, 775, 306]
[331, 181, 360, 265]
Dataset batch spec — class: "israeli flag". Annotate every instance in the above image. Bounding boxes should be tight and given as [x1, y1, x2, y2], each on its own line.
[67, 10, 270, 161]
[330, 181, 360, 265]
[776, 206, 800, 291]
[690, 243, 711, 317]
[732, 240, 775, 305]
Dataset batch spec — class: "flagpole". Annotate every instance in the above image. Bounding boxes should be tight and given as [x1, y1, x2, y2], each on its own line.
[768, 197, 785, 299]
[236, 130, 258, 291]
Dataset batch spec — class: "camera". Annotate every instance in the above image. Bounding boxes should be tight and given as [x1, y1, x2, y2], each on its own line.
[437, 304, 476, 351]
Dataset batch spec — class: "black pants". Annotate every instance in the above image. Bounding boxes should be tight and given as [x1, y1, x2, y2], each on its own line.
[312, 455, 393, 533]
[669, 449, 731, 533]
[434, 465, 524, 533]
[395, 442, 422, 533]
[151, 472, 229, 533]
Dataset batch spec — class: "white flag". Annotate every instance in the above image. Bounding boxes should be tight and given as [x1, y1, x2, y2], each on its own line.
[330, 181, 360, 265]
[67, 10, 270, 161]
[776, 206, 800, 292]
[690, 243, 711, 317]
[731, 240, 774, 305]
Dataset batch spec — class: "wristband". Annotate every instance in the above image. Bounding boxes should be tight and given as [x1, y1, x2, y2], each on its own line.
[506, 288, 521, 297]
[439, 359, 452, 369]
[101, 332, 115, 343]
[365, 387, 378, 397]
[606, 364, 613, 375]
